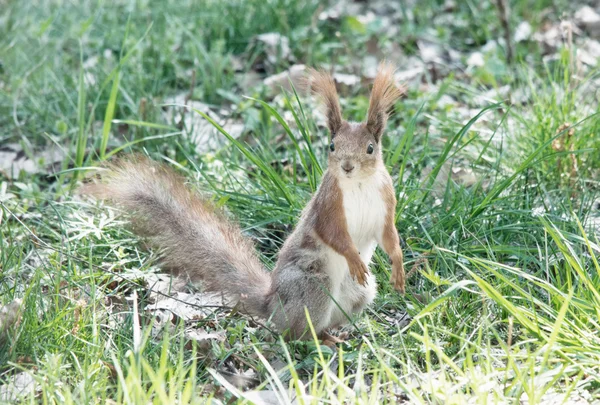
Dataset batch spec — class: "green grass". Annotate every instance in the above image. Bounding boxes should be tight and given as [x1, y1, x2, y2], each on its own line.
[1, 0, 600, 403]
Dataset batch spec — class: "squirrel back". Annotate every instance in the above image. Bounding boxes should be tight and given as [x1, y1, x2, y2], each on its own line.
[82, 155, 271, 317]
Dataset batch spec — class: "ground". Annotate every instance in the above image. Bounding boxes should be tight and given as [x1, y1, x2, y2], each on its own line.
[1, 0, 600, 403]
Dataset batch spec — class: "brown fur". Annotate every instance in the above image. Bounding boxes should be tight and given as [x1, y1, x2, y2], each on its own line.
[82, 155, 270, 317]
[381, 182, 405, 292]
[85, 62, 406, 342]
[312, 174, 368, 285]
[306, 68, 343, 135]
[366, 61, 404, 141]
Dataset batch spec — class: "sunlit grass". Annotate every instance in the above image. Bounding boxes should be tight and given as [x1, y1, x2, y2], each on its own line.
[1, 0, 599, 403]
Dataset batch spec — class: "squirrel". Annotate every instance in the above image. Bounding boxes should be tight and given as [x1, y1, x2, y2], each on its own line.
[84, 62, 406, 346]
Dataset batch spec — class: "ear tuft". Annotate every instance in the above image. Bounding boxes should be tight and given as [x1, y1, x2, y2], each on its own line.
[306, 68, 343, 136]
[366, 62, 404, 141]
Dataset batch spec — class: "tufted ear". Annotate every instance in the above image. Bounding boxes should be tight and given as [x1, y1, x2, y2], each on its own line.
[366, 62, 403, 142]
[307, 68, 343, 137]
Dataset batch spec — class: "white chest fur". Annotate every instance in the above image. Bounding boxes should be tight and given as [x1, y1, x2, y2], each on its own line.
[341, 172, 387, 254]
[322, 172, 387, 285]
[318, 172, 386, 326]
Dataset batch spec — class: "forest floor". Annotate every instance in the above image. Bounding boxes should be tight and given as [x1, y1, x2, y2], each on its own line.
[1, 0, 600, 403]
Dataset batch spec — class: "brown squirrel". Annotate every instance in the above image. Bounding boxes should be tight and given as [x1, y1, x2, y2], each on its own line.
[85, 62, 405, 346]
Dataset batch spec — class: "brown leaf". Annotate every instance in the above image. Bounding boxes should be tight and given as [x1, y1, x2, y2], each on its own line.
[263, 64, 306, 95]
[0, 299, 23, 337]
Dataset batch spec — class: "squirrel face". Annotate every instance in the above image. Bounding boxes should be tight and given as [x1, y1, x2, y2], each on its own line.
[328, 122, 380, 180]
[308, 62, 403, 180]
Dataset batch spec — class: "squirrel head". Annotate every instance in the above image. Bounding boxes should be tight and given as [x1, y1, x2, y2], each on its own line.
[308, 62, 403, 180]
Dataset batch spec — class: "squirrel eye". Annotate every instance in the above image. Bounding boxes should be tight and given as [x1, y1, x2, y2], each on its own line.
[367, 143, 374, 154]
[329, 142, 335, 152]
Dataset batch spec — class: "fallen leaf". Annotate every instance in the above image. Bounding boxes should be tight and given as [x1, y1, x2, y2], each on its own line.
[332, 72, 360, 87]
[243, 390, 289, 405]
[263, 64, 306, 94]
[0, 372, 36, 402]
[418, 40, 445, 64]
[466, 52, 485, 68]
[253, 33, 291, 69]
[185, 328, 226, 352]
[514, 21, 532, 42]
[394, 57, 426, 85]
[0, 143, 66, 179]
[362, 55, 380, 79]
[185, 328, 226, 343]
[577, 47, 597, 66]
[436, 94, 456, 109]
[146, 290, 225, 321]
[238, 70, 263, 92]
[318, 0, 362, 22]
[421, 161, 481, 196]
[579, 38, 600, 66]
[162, 93, 244, 153]
[218, 368, 259, 391]
[0, 145, 37, 178]
[533, 20, 583, 54]
[451, 166, 478, 187]
[575, 6, 600, 38]
[0, 299, 23, 338]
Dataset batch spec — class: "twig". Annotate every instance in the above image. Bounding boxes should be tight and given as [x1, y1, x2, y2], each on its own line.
[495, 0, 514, 65]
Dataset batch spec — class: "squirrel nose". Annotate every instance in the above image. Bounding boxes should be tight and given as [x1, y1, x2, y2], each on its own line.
[341, 161, 355, 173]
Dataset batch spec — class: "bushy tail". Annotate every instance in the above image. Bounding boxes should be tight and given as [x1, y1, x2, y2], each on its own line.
[82, 155, 271, 317]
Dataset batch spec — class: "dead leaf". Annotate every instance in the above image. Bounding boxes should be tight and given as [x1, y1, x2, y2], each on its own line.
[578, 39, 600, 66]
[185, 328, 226, 352]
[0, 145, 37, 178]
[394, 57, 426, 85]
[422, 161, 481, 197]
[584, 38, 600, 58]
[577, 47, 597, 66]
[0, 143, 66, 179]
[253, 33, 291, 69]
[514, 21, 532, 42]
[318, 0, 362, 22]
[218, 368, 259, 391]
[466, 52, 485, 68]
[0, 182, 15, 203]
[418, 40, 445, 64]
[362, 55, 380, 79]
[533, 20, 583, 54]
[146, 290, 225, 321]
[0, 299, 23, 338]
[162, 93, 244, 153]
[575, 6, 600, 38]
[263, 64, 306, 94]
[332, 72, 360, 87]
[451, 166, 478, 187]
[243, 390, 290, 405]
[185, 328, 226, 343]
[238, 70, 263, 92]
[436, 94, 456, 109]
[443, 0, 457, 12]
[0, 372, 36, 402]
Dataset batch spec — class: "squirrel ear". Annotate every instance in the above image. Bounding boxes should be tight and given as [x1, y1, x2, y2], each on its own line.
[306, 68, 343, 137]
[366, 62, 403, 142]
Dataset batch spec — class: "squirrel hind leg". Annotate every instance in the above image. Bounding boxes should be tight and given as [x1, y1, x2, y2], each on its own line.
[267, 270, 335, 340]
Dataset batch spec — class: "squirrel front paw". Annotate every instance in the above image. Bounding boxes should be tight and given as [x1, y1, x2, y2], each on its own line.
[348, 257, 369, 286]
[390, 262, 406, 293]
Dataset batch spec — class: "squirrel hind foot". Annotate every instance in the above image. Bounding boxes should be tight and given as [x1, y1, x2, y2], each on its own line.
[319, 330, 349, 349]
